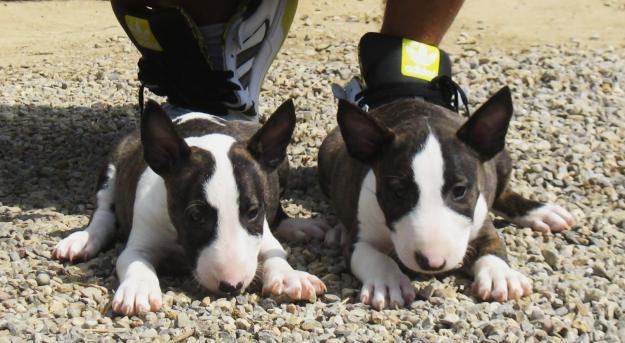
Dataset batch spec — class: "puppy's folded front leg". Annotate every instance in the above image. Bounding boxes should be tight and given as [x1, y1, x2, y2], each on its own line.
[113, 251, 162, 316]
[467, 221, 532, 302]
[351, 241, 415, 310]
[493, 188, 575, 233]
[260, 220, 326, 300]
[112, 221, 174, 316]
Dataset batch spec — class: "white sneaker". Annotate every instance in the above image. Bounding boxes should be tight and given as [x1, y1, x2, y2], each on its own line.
[219, 0, 298, 117]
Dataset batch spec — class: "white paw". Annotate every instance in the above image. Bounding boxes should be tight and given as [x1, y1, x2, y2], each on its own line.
[262, 265, 326, 300]
[53, 231, 101, 262]
[274, 218, 331, 242]
[515, 203, 575, 233]
[360, 271, 415, 310]
[112, 277, 162, 315]
[472, 255, 532, 302]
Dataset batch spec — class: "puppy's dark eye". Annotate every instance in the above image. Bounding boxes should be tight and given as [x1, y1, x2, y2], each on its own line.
[247, 206, 260, 221]
[394, 188, 409, 199]
[388, 178, 409, 199]
[452, 185, 468, 200]
[188, 208, 206, 224]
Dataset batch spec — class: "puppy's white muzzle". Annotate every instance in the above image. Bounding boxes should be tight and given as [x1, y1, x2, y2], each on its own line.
[194, 231, 261, 294]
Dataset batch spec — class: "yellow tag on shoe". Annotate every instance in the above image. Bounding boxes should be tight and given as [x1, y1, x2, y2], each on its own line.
[400, 39, 440, 81]
[125, 15, 163, 52]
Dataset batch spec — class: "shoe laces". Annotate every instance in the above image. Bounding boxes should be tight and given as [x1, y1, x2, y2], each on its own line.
[430, 75, 470, 117]
[355, 75, 470, 117]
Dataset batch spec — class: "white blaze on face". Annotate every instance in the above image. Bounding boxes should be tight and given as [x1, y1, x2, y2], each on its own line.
[186, 134, 262, 292]
[391, 134, 488, 273]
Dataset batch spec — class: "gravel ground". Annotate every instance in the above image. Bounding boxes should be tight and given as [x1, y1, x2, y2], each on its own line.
[1, 26, 624, 342]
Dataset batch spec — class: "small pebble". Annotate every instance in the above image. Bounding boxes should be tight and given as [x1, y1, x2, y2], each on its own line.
[35, 273, 50, 286]
[176, 313, 192, 328]
[301, 319, 323, 331]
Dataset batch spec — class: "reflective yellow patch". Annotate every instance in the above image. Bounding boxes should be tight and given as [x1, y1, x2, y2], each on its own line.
[400, 39, 440, 81]
[125, 15, 163, 52]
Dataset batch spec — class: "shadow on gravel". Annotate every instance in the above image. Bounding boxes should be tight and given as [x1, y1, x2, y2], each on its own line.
[0, 103, 139, 213]
[0, 103, 328, 215]
[283, 165, 333, 217]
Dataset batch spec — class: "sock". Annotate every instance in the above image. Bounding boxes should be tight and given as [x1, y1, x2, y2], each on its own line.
[200, 23, 226, 69]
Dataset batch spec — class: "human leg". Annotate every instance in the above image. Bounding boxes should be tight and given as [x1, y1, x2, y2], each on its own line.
[381, 0, 465, 46]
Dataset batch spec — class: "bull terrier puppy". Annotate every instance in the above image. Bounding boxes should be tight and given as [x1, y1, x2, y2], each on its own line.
[318, 87, 574, 310]
[53, 99, 326, 315]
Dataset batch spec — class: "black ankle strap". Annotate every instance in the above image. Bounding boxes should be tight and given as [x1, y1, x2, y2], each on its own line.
[357, 75, 470, 117]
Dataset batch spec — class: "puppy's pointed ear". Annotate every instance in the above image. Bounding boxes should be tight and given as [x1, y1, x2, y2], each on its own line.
[456, 86, 513, 160]
[248, 99, 296, 170]
[337, 99, 394, 163]
[141, 100, 190, 175]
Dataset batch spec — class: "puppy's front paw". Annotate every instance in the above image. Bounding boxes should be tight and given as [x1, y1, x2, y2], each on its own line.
[53, 231, 100, 262]
[274, 218, 331, 242]
[112, 277, 162, 315]
[514, 203, 575, 233]
[472, 255, 531, 302]
[360, 271, 415, 311]
[262, 268, 326, 301]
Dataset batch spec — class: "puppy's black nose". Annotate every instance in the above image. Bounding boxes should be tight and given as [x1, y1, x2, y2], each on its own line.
[219, 281, 243, 294]
[415, 252, 446, 271]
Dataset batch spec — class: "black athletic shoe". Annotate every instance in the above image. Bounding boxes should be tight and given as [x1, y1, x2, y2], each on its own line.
[114, 1, 297, 119]
[115, 5, 238, 115]
[337, 32, 469, 115]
